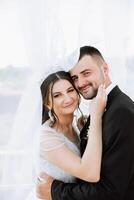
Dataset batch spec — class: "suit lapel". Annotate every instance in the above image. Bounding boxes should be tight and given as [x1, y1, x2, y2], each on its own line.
[105, 86, 121, 111]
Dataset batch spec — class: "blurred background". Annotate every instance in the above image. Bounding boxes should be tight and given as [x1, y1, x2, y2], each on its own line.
[0, 0, 134, 199]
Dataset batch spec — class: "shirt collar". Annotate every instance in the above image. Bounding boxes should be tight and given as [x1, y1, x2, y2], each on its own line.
[106, 82, 117, 95]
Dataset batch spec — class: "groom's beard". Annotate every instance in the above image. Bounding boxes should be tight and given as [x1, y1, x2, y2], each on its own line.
[79, 72, 105, 99]
[78, 83, 98, 100]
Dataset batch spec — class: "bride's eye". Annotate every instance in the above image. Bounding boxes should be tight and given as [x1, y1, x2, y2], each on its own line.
[53, 94, 61, 98]
[68, 88, 75, 93]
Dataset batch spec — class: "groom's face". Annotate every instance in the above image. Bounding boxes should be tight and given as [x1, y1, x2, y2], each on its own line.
[70, 55, 106, 99]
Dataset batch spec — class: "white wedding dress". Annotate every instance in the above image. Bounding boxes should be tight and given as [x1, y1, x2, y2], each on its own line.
[26, 120, 80, 199]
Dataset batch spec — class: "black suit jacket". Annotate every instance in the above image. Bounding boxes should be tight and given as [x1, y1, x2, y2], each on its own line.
[51, 86, 134, 200]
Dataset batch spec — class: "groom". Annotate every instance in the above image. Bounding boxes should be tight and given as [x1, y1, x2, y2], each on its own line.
[36, 46, 134, 199]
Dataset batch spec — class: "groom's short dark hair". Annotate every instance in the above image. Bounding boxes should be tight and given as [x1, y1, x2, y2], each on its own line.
[79, 46, 105, 63]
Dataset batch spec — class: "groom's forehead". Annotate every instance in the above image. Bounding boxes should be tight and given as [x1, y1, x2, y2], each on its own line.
[70, 61, 82, 73]
[69, 65, 78, 76]
[69, 56, 90, 74]
[70, 63, 87, 77]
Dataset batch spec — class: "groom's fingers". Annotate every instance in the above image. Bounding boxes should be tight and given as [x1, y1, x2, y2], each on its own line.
[36, 181, 51, 200]
[36, 173, 53, 200]
[38, 172, 52, 182]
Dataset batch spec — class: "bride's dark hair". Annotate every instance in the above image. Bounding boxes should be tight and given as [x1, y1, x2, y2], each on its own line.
[40, 71, 82, 125]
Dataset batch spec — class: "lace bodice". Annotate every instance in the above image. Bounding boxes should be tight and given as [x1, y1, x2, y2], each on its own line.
[37, 120, 80, 183]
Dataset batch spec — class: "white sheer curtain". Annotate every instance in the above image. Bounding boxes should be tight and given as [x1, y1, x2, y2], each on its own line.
[0, 0, 134, 200]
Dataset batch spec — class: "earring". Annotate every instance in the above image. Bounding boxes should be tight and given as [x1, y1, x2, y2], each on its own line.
[48, 110, 54, 123]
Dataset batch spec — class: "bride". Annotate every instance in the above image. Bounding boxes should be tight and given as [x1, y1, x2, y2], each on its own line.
[26, 70, 107, 199]
[37, 71, 106, 182]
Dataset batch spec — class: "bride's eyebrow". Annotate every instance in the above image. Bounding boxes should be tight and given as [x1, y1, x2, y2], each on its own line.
[67, 86, 74, 90]
[52, 91, 61, 95]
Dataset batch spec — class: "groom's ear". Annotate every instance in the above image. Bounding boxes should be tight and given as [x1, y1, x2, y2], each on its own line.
[101, 62, 109, 76]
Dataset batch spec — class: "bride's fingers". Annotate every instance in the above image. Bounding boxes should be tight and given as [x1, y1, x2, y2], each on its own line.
[101, 85, 107, 101]
[96, 84, 107, 104]
[97, 84, 104, 98]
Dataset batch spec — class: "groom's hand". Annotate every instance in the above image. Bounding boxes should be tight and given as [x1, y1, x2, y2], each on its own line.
[36, 172, 53, 200]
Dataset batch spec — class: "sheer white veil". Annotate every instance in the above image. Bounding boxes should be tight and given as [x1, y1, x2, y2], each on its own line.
[4, 33, 80, 199]
[7, 47, 80, 163]
[0, 2, 80, 198]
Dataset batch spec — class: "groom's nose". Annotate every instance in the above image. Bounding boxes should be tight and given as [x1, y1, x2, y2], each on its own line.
[77, 76, 86, 88]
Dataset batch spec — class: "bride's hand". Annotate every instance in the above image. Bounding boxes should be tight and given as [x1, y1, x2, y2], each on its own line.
[90, 84, 107, 117]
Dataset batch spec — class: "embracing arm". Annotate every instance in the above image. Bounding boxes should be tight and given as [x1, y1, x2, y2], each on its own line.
[42, 115, 102, 182]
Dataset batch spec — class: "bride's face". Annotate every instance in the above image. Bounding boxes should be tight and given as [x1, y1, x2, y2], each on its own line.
[49, 79, 79, 116]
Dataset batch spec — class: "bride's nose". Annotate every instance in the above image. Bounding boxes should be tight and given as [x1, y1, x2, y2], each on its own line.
[63, 94, 72, 103]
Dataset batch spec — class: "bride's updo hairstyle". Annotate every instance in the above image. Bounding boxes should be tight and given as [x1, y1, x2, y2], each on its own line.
[41, 71, 81, 125]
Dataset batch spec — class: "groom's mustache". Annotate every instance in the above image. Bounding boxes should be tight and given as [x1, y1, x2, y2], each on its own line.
[78, 83, 93, 91]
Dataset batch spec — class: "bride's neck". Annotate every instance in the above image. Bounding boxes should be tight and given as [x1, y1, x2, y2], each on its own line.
[53, 114, 79, 147]
[54, 114, 74, 132]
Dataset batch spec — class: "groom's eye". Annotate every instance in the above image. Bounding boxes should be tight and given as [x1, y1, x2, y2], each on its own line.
[83, 71, 90, 76]
[72, 76, 78, 82]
